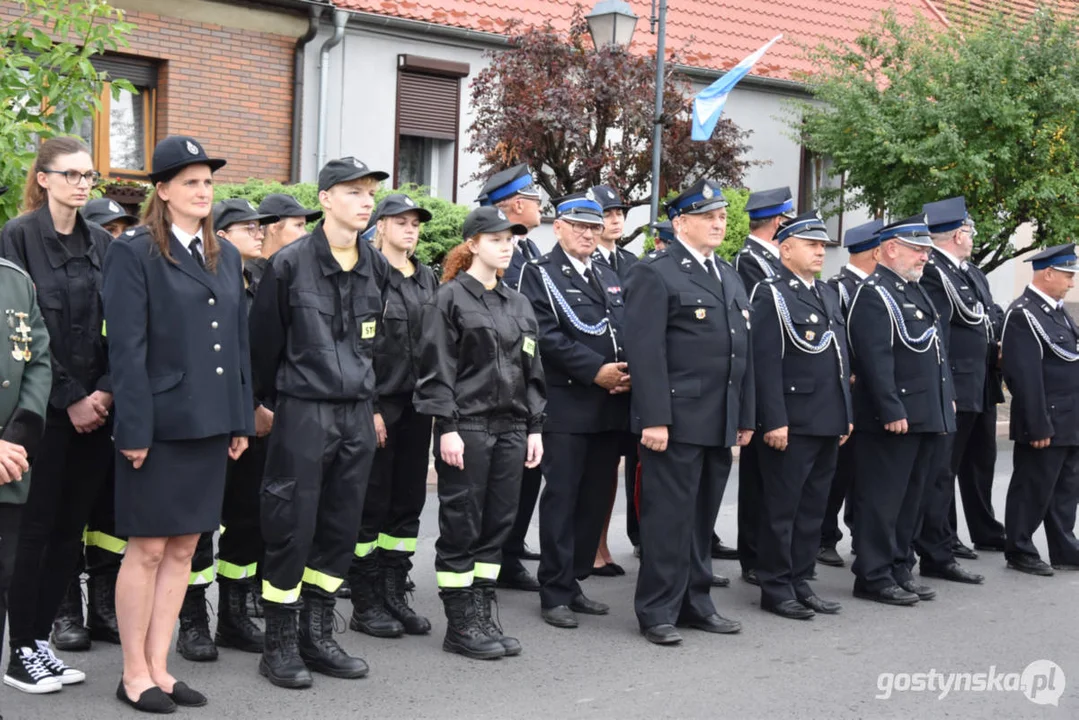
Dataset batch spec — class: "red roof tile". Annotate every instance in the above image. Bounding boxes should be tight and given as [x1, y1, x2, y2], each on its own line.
[331, 0, 955, 80]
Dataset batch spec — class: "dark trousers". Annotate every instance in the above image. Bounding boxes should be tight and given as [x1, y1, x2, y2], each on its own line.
[622, 436, 640, 546]
[84, 459, 125, 575]
[1005, 443, 1079, 566]
[435, 424, 525, 587]
[757, 435, 838, 605]
[261, 397, 376, 604]
[8, 416, 112, 647]
[503, 464, 542, 568]
[914, 432, 959, 568]
[538, 431, 621, 608]
[355, 398, 431, 565]
[736, 436, 762, 573]
[635, 440, 731, 629]
[852, 432, 943, 591]
[820, 433, 856, 548]
[948, 409, 1005, 545]
[0, 503, 23, 665]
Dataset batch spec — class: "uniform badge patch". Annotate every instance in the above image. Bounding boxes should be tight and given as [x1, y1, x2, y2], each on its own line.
[361, 320, 377, 339]
[695, 308, 707, 320]
[805, 330, 816, 341]
[185, 140, 200, 155]
[522, 337, 536, 356]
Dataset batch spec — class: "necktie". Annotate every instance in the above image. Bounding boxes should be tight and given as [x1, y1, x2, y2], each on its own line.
[518, 239, 533, 260]
[189, 238, 205, 269]
[583, 267, 605, 299]
[704, 258, 721, 284]
[611, 249, 620, 273]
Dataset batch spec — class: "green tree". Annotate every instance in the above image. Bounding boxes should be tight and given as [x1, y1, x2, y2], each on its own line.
[794, 6, 1079, 270]
[0, 0, 135, 222]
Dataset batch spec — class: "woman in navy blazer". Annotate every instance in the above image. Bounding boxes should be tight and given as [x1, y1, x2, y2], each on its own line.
[103, 136, 253, 714]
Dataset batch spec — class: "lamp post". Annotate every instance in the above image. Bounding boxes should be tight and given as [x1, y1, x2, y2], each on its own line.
[587, 0, 668, 223]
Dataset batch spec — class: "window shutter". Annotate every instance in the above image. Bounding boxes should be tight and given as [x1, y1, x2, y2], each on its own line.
[396, 72, 459, 141]
[90, 55, 158, 89]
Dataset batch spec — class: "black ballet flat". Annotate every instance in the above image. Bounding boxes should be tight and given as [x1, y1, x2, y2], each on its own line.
[590, 564, 619, 577]
[116, 680, 177, 714]
[167, 681, 207, 707]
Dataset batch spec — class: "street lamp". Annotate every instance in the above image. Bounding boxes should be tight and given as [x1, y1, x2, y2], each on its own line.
[585, 0, 639, 48]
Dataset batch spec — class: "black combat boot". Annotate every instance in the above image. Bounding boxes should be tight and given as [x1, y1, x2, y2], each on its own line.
[86, 572, 121, 644]
[259, 602, 312, 689]
[177, 585, 218, 662]
[381, 557, 431, 635]
[347, 557, 404, 638]
[214, 579, 264, 653]
[439, 589, 504, 660]
[298, 592, 369, 679]
[51, 579, 90, 652]
[473, 582, 521, 656]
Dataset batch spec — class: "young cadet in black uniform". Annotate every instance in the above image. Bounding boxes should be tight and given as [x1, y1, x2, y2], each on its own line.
[1, 137, 111, 689]
[624, 179, 754, 646]
[922, 196, 1007, 557]
[817, 219, 883, 569]
[751, 211, 851, 620]
[846, 215, 956, 606]
[732, 186, 793, 583]
[250, 157, 390, 688]
[415, 206, 546, 660]
[518, 192, 628, 628]
[83, 198, 138, 237]
[1000, 245, 1079, 576]
[348, 194, 436, 639]
[476, 165, 545, 590]
[258, 194, 322, 259]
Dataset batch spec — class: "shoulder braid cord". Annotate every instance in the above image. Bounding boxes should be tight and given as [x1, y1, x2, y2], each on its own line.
[768, 284, 845, 381]
[534, 264, 619, 359]
[936, 265, 991, 339]
[753, 251, 777, 278]
[849, 283, 942, 364]
[837, 282, 850, 313]
[1022, 308, 1079, 362]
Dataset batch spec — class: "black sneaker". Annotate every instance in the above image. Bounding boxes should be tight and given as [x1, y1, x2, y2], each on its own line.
[35, 640, 86, 685]
[3, 646, 63, 694]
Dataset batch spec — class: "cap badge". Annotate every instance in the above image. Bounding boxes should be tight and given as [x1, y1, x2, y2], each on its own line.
[695, 308, 707, 320]
[702, 184, 715, 200]
[245, 201, 255, 212]
[108, 201, 120, 213]
[185, 141, 200, 155]
[585, 189, 596, 202]
[352, 158, 365, 169]
[404, 197, 415, 207]
[607, 189, 615, 199]
[497, 210, 507, 220]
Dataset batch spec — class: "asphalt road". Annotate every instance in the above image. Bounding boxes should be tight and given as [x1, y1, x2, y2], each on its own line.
[4, 441, 1077, 720]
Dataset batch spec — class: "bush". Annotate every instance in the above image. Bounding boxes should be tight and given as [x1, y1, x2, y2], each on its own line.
[212, 180, 469, 267]
[640, 187, 750, 262]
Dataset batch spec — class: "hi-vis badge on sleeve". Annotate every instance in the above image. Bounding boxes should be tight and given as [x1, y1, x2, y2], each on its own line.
[523, 337, 536, 357]
[361, 320, 377, 339]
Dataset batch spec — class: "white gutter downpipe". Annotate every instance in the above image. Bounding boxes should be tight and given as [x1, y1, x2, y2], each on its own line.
[316, 9, 348, 171]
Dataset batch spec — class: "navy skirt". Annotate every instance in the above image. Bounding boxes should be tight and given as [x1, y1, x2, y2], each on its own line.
[115, 435, 230, 537]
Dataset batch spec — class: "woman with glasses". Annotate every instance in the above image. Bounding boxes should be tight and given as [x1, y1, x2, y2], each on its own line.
[0, 136, 113, 693]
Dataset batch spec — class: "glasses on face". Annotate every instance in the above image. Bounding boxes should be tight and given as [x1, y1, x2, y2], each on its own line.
[43, 169, 102, 187]
[564, 222, 598, 237]
[959, 224, 978, 239]
[229, 223, 263, 237]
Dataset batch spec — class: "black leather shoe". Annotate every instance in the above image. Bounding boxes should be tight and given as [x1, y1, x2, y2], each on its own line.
[496, 565, 540, 592]
[853, 584, 920, 606]
[117, 681, 177, 714]
[799, 595, 841, 614]
[569, 594, 609, 615]
[973, 539, 1006, 552]
[920, 562, 984, 584]
[816, 546, 845, 568]
[520, 544, 541, 561]
[741, 569, 759, 586]
[711, 538, 739, 560]
[951, 541, 978, 560]
[166, 682, 207, 708]
[762, 599, 814, 620]
[641, 624, 682, 645]
[710, 574, 730, 588]
[541, 606, 578, 629]
[52, 580, 90, 652]
[1006, 555, 1054, 576]
[898, 579, 936, 601]
[679, 613, 742, 634]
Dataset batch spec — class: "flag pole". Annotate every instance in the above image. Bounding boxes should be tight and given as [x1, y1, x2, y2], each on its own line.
[649, 0, 668, 224]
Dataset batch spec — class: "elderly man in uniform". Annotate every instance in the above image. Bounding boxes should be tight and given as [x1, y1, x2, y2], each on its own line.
[624, 179, 754, 645]
[846, 215, 956, 606]
[518, 191, 629, 628]
[1000, 245, 1079, 576]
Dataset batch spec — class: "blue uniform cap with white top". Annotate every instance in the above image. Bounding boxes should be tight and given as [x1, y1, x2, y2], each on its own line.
[923, 196, 972, 234]
[843, 218, 884, 254]
[1026, 243, 1079, 272]
[553, 190, 605, 225]
[477, 164, 542, 206]
[877, 214, 933, 247]
[665, 179, 728, 219]
[745, 186, 794, 220]
[775, 210, 834, 244]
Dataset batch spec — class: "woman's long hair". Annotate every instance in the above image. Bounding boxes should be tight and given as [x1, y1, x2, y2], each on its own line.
[142, 188, 218, 271]
[439, 238, 504, 284]
[20, 136, 91, 215]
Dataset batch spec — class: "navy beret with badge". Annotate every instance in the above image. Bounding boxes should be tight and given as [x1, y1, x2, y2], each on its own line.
[83, 198, 138, 228]
[553, 190, 604, 225]
[745, 186, 794, 220]
[877, 214, 932, 247]
[1026, 243, 1079, 272]
[149, 135, 226, 184]
[775, 210, 835, 244]
[590, 184, 628, 212]
[477, 164, 541, 206]
[843, 218, 884, 254]
[665, 179, 728, 219]
[318, 157, 389, 192]
[923, 196, 973, 234]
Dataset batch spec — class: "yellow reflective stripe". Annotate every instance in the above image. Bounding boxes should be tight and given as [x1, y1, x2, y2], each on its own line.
[354, 541, 376, 558]
[85, 530, 128, 555]
[302, 567, 343, 594]
[262, 580, 301, 604]
[219, 525, 226, 536]
[473, 562, 500, 580]
[376, 533, 416, 553]
[189, 565, 216, 586]
[101, 320, 106, 338]
[217, 560, 257, 580]
[436, 570, 474, 588]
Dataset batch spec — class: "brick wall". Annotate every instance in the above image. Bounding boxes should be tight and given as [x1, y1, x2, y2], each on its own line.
[0, 1, 298, 183]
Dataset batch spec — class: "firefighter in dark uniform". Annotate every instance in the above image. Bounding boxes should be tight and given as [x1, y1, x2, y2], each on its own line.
[732, 186, 793, 582]
[476, 165, 545, 590]
[846, 215, 956, 606]
[348, 194, 437, 639]
[922, 197, 1008, 557]
[1001, 244, 1079, 576]
[651, 220, 674, 252]
[624, 179, 754, 645]
[818, 219, 883, 568]
[249, 157, 391, 688]
[518, 192, 628, 628]
[414, 206, 546, 660]
[751, 211, 851, 620]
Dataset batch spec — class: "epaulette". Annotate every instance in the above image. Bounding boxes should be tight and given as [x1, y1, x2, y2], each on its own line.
[642, 249, 668, 263]
[762, 276, 777, 285]
[0, 257, 31, 281]
[529, 255, 550, 266]
[739, 247, 751, 254]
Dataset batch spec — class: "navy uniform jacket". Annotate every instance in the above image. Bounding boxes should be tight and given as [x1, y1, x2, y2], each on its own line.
[923, 251, 1004, 412]
[733, 237, 780, 292]
[590, 245, 638, 280]
[751, 265, 852, 436]
[623, 240, 754, 447]
[1001, 288, 1079, 446]
[518, 244, 628, 434]
[504, 236, 542, 290]
[846, 264, 956, 435]
[827, 266, 865, 317]
[103, 227, 254, 451]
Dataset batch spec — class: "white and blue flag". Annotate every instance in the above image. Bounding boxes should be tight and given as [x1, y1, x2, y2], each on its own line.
[692, 34, 782, 141]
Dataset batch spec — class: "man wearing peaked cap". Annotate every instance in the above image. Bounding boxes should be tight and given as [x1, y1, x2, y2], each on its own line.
[477, 164, 543, 293]
[623, 178, 752, 645]
[517, 192, 629, 628]
[845, 214, 956, 607]
[589, 184, 637, 278]
[651, 221, 674, 251]
[751, 211, 851, 620]
[1000, 244, 1079, 576]
[817, 218, 884, 569]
